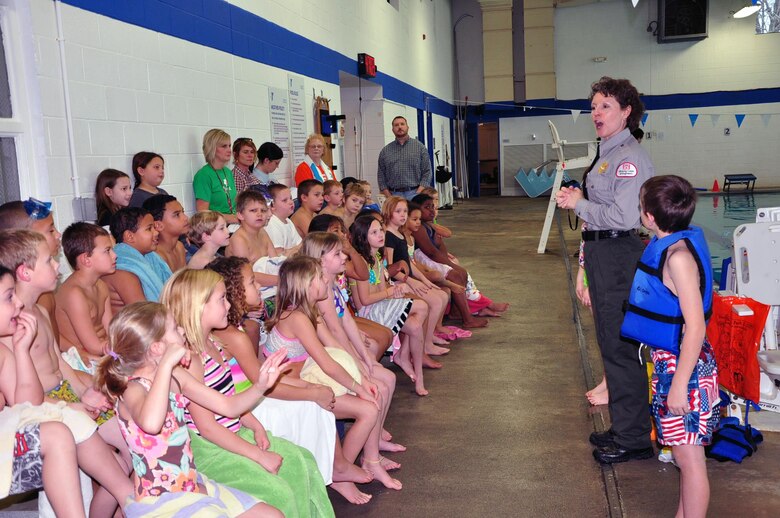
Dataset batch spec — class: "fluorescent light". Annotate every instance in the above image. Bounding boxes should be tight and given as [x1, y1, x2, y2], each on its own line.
[733, 1, 761, 18]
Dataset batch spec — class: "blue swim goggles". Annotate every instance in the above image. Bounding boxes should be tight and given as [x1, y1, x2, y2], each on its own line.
[22, 198, 52, 220]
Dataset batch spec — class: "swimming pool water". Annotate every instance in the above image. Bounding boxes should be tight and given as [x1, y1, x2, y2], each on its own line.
[692, 192, 780, 282]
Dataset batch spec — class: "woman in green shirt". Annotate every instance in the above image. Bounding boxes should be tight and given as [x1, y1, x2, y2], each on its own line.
[193, 128, 239, 224]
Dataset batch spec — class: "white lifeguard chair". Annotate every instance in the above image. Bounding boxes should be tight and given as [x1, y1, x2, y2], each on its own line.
[537, 121, 596, 254]
[731, 215, 780, 413]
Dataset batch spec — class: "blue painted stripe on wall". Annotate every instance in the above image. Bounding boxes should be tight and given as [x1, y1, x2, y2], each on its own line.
[61, 0, 455, 118]
[465, 87, 780, 123]
[58, 1, 779, 123]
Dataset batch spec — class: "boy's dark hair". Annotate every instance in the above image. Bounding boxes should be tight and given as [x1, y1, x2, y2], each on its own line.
[0, 201, 32, 230]
[590, 76, 645, 132]
[142, 194, 178, 221]
[131, 151, 164, 187]
[268, 183, 289, 202]
[640, 175, 697, 233]
[340, 177, 358, 190]
[236, 190, 267, 214]
[350, 214, 383, 266]
[297, 179, 322, 200]
[411, 193, 433, 206]
[407, 201, 422, 214]
[257, 142, 284, 162]
[110, 207, 149, 243]
[308, 214, 343, 233]
[62, 222, 110, 270]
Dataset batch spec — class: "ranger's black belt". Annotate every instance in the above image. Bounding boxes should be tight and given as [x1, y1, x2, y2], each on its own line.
[582, 229, 636, 241]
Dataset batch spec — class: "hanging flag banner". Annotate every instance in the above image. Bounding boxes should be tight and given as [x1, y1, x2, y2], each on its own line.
[735, 114, 746, 128]
[761, 114, 771, 127]
[710, 114, 720, 126]
[641, 113, 649, 126]
[571, 109, 581, 124]
[688, 114, 699, 127]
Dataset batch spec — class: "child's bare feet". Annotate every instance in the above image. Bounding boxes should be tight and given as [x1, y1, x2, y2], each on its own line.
[422, 354, 442, 369]
[379, 455, 401, 471]
[330, 481, 373, 504]
[432, 334, 451, 345]
[381, 428, 393, 442]
[333, 460, 374, 483]
[393, 354, 416, 383]
[362, 459, 402, 490]
[462, 316, 488, 328]
[585, 378, 608, 406]
[585, 378, 607, 398]
[426, 344, 450, 356]
[587, 391, 609, 406]
[490, 301, 510, 312]
[477, 308, 502, 317]
[379, 439, 406, 453]
[415, 379, 429, 397]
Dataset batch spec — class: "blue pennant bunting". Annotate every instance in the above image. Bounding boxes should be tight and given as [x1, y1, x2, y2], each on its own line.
[688, 114, 699, 127]
[735, 114, 746, 128]
[641, 113, 649, 127]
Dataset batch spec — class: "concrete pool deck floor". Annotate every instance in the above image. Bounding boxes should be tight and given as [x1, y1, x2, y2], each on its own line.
[2, 196, 778, 517]
[330, 196, 780, 517]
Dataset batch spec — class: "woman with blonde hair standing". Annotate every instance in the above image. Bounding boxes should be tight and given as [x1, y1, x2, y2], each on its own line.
[194, 128, 239, 224]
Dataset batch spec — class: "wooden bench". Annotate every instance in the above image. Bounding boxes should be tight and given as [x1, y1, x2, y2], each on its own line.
[723, 174, 757, 192]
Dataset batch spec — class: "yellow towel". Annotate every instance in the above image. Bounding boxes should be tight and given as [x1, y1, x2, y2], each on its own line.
[301, 347, 362, 397]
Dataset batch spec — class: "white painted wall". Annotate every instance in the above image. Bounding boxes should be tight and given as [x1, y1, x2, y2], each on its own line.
[555, 0, 780, 99]
[231, 0, 455, 102]
[31, 1, 343, 231]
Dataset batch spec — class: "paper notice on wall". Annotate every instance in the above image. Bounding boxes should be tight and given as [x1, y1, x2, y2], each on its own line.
[288, 74, 307, 166]
[268, 87, 291, 180]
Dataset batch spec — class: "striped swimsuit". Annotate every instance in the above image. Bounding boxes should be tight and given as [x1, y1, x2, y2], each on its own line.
[186, 339, 241, 434]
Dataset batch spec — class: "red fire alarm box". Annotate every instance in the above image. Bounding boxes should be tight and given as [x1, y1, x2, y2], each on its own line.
[358, 53, 377, 78]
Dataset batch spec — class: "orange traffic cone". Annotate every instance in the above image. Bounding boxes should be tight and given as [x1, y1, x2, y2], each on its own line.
[712, 179, 720, 192]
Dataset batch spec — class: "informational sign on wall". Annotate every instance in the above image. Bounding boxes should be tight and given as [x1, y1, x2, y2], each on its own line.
[288, 74, 307, 166]
[268, 87, 291, 180]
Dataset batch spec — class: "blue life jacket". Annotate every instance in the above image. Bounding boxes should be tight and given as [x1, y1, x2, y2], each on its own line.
[620, 226, 713, 355]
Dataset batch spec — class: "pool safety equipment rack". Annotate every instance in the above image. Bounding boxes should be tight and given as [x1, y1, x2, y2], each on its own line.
[537, 121, 596, 254]
[730, 211, 780, 413]
[724, 174, 757, 192]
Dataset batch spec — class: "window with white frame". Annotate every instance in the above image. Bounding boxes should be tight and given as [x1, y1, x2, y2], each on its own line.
[0, 0, 46, 204]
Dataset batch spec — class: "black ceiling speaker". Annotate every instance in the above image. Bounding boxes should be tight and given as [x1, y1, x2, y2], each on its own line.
[658, 0, 708, 43]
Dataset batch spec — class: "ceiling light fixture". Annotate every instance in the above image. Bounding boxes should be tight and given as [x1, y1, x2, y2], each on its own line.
[733, 0, 761, 18]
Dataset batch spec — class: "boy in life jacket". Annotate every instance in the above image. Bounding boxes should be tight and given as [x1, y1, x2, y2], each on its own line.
[621, 175, 719, 518]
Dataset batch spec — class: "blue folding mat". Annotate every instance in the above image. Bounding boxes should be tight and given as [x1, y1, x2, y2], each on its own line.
[515, 167, 572, 198]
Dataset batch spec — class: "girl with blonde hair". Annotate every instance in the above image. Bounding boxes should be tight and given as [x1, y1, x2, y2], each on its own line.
[161, 269, 334, 517]
[96, 301, 286, 516]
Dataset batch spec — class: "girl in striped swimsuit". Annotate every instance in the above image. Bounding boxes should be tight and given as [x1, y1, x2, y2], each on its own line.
[161, 269, 335, 518]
